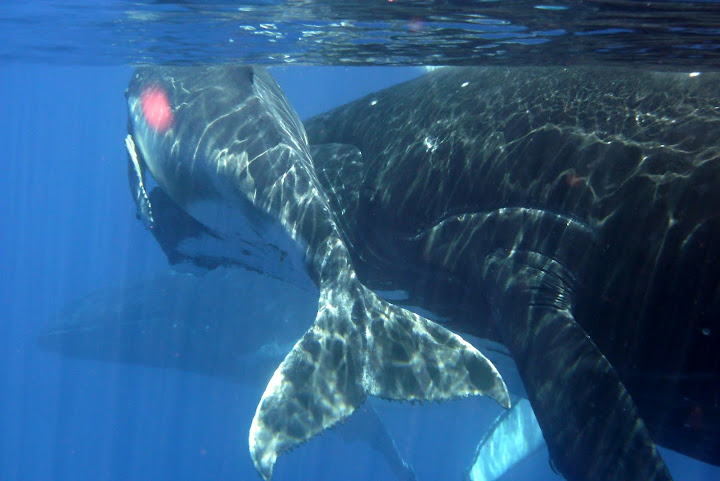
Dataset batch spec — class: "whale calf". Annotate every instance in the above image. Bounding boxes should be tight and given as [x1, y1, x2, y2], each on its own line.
[124, 65, 509, 480]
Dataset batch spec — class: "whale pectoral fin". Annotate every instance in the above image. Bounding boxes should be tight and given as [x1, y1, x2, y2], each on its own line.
[482, 250, 673, 481]
[250, 281, 509, 480]
[125, 134, 154, 230]
[466, 397, 544, 481]
[336, 401, 417, 481]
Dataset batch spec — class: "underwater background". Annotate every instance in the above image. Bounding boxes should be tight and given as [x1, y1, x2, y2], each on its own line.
[2, 2, 720, 481]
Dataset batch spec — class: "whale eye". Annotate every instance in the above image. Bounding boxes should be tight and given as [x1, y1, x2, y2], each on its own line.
[140, 85, 174, 132]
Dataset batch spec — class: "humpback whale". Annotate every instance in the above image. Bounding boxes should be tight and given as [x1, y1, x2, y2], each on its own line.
[302, 67, 720, 480]
[124, 65, 509, 480]
[124, 65, 720, 481]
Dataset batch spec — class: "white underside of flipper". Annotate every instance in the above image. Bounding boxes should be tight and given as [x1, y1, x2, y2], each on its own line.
[467, 398, 544, 481]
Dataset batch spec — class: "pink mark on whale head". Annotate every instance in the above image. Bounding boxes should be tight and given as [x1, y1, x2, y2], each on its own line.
[140, 85, 174, 132]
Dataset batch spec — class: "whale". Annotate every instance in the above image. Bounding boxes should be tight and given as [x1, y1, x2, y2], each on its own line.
[300, 66, 720, 481]
[37, 267, 417, 481]
[124, 65, 509, 480]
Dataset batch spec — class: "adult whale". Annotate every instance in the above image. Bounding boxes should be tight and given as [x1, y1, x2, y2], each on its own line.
[124, 66, 509, 480]
[302, 66, 720, 481]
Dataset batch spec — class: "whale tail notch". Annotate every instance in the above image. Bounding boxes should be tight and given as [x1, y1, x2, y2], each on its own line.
[249, 280, 510, 480]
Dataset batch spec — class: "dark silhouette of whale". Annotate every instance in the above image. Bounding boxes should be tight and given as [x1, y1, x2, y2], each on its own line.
[37, 268, 418, 481]
[125, 65, 720, 481]
[301, 66, 720, 481]
[124, 65, 509, 480]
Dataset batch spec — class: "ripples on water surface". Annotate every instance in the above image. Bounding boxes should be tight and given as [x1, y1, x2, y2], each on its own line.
[2, 0, 720, 68]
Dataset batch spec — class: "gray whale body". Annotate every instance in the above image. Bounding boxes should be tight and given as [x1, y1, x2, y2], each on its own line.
[124, 65, 509, 480]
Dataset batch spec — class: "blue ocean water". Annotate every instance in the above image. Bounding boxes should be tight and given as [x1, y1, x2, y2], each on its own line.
[2, 2, 720, 481]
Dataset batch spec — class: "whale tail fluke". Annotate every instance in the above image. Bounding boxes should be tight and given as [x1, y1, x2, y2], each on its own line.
[249, 279, 509, 480]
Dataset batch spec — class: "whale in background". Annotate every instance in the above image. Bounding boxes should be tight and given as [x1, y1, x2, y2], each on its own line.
[38, 267, 417, 481]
